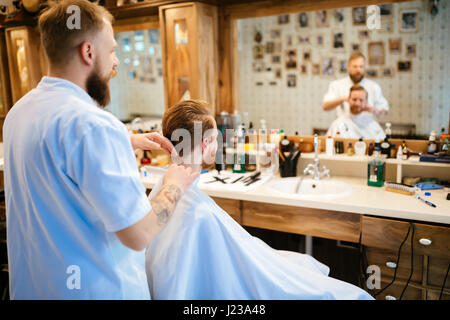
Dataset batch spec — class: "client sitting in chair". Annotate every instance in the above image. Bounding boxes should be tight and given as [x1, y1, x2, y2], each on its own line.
[145, 99, 373, 300]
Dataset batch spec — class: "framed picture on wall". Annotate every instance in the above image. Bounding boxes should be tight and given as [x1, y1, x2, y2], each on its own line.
[278, 14, 290, 25]
[366, 69, 377, 78]
[358, 30, 369, 39]
[332, 30, 344, 51]
[351, 43, 360, 51]
[406, 43, 416, 57]
[339, 60, 347, 73]
[333, 9, 345, 24]
[298, 12, 309, 28]
[398, 60, 412, 72]
[379, 4, 392, 18]
[265, 41, 275, 54]
[316, 10, 329, 27]
[389, 38, 401, 54]
[382, 67, 394, 77]
[274, 42, 282, 53]
[368, 41, 385, 65]
[274, 68, 282, 79]
[287, 74, 296, 87]
[317, 34, 324, 46]
[353, 7, 366, 26]
[253, 45, 264, 60]
[303, 49, 311, 61]
[272, 55, 281, 63]
[312, 63, 320, 75]
[400, 9, 419, 33]
[298, 36, 309, 44]
[379, 19, 393, 33]
[270, 29, 281, 39]
[252, 61, 265, 72]
[322, 57, 334, 76]
[285, 49, 297, 69]
[300, 64, 308, 75]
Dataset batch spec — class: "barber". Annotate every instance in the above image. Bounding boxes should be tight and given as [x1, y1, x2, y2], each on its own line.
[322, 51, 389, 118]
[3, 0, 198, 299]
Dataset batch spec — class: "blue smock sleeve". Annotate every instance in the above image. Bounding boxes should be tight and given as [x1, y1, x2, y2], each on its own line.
[66, 124, 151, 233]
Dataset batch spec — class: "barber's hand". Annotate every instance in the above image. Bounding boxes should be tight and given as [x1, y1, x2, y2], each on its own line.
[130, 132, 178, 156]
[163, 164, 200, 194]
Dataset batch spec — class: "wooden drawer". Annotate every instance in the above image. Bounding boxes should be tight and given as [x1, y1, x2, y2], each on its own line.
[365, 247, 423, 285]
[362, 216, 450, 259]
[426, 256, 450, 289]
[241, 201, 361, 243]
[372, 281, 423, 300]
[425, 288, 450, 300]
[212, 197, 241, 223]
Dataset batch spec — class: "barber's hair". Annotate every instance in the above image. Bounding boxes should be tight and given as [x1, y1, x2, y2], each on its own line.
[38, 0, 113, 67]
[349, 84, 368, 98]
[162, 100, 215, 151]
[348, 51, 365, 63]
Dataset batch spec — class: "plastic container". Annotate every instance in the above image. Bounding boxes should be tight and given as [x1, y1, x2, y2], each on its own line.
[355, 138, 366, 156]
[326, 136, 334, 156]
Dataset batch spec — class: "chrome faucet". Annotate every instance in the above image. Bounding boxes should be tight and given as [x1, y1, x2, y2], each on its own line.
[303, 134, 330, 180]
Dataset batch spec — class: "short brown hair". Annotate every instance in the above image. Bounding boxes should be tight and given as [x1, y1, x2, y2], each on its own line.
[348, 51, 365, 63]
[162, 100, 215, 151]
[349, 84, 368, 98]
[38, 0, 113, 67]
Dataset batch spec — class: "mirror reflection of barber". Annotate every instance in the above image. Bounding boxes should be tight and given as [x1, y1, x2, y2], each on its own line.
[322, 51, 389, 119]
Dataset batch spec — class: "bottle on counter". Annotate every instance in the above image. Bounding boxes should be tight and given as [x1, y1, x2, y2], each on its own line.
[326, 136, 334, 156]
[396, 144, 404, 160]
[390, 143, 397, 159]
[355, 138, 366, 156]
[427, 130, 438, 154]
[367, 147, 385, 187]
[346, 142, 355, 156]
[385, 122, 392, 139]
[368, 142, 374, 156]
[380, 137, 391, 158]
[281, 134, 293, 153]
[401, 140, 409, 159]
[233, 125, 246, 173]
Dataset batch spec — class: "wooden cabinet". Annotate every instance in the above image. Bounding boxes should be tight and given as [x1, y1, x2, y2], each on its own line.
[362, 215, 450, 300]
[212, 197, 241, 223]
[159, 2, 219, 113]
[5, 26, 47, 104]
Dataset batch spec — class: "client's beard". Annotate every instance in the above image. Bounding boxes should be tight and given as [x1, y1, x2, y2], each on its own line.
[349, 73, 364, 84]
[86, 63, 111, 108]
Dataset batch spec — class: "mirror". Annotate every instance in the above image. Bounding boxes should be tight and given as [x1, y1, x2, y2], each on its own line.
[236, 2, 450, 139]
[107, 27, 165, 123]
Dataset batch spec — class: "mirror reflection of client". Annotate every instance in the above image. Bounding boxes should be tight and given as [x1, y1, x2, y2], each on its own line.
[327, 85, 386, 140]
[145, 99, 373, 300]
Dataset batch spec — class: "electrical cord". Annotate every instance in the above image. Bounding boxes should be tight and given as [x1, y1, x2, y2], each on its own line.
[373, 223, 412, 298]
[439, 263, 449, 300]
[399, 222, 415, 299]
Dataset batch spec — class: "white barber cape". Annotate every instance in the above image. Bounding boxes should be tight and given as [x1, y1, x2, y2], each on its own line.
[323, 76, 389, 118]
[145, 175, 373, 300]
[326, 112, 386, 140]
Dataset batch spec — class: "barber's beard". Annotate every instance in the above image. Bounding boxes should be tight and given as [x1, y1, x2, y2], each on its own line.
[350, 73, 364, 84]
[86, 63, 111, 108]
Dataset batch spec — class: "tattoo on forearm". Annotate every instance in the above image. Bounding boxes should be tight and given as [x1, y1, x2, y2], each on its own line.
[151, 185, 182, 226]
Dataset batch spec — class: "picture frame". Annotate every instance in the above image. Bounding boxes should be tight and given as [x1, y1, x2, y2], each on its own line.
[368, 41, 385, 65]
[400, 9, 419, 33]
[303, 49, 311, 62]
[312, 64, 320, 75]
[285, 49, 297, 69]
[332, 30, 344, 51]
[252, 60, 265, 72]
[406, 43, 416, 57]
[316, 10, 329, 27]
[298, 12, 309, 28]
[378, 19, 393, 33]
[274, 68, 282, 79]
[333, 9, 345, 24]
[253, 45, 264, 60]
[379, 4, 392, 18]
[321, 57, 334, 76]
[366, 69, 377, 78]
[287, 74, 296, 88]
[339, 60, 347, 73]
[270, 29, 281, 39]
[353, 7, 366, 26]
[381, 67, 394, 77]
[278, 14, 290, 25]
[272, 55, 281, 64]
[300, 64, 308, 75]
[351, 43, 360, 51]
[274, 42, 282, 53]
[298, 36, 310, 44]
[388, 38, 401, 54]
[265, 41, 275, 54]
[317, 34, 324, 46]
[358, 30, 369, 39]
[398, 60, 412, 72]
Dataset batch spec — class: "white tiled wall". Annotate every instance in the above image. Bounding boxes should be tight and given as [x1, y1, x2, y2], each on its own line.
[237, 0, 450, 136]
[107, 29, 165, 121]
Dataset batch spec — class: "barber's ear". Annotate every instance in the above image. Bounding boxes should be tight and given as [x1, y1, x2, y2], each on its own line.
[80, 42, 95, 66]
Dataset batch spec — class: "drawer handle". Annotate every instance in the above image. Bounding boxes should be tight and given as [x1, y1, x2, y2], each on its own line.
[385, 295, 397, 300]
[419, 238, 432, 246]
[386, 262, 397, 269]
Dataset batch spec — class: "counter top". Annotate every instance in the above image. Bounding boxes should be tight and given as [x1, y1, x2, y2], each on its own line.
[141, 172, 450, 225]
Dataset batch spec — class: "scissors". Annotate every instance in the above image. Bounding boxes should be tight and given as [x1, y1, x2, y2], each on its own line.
[204, 176, 229, 184]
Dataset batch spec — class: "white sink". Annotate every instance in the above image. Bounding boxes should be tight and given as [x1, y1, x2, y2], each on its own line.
[268, 177, 353, 199]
